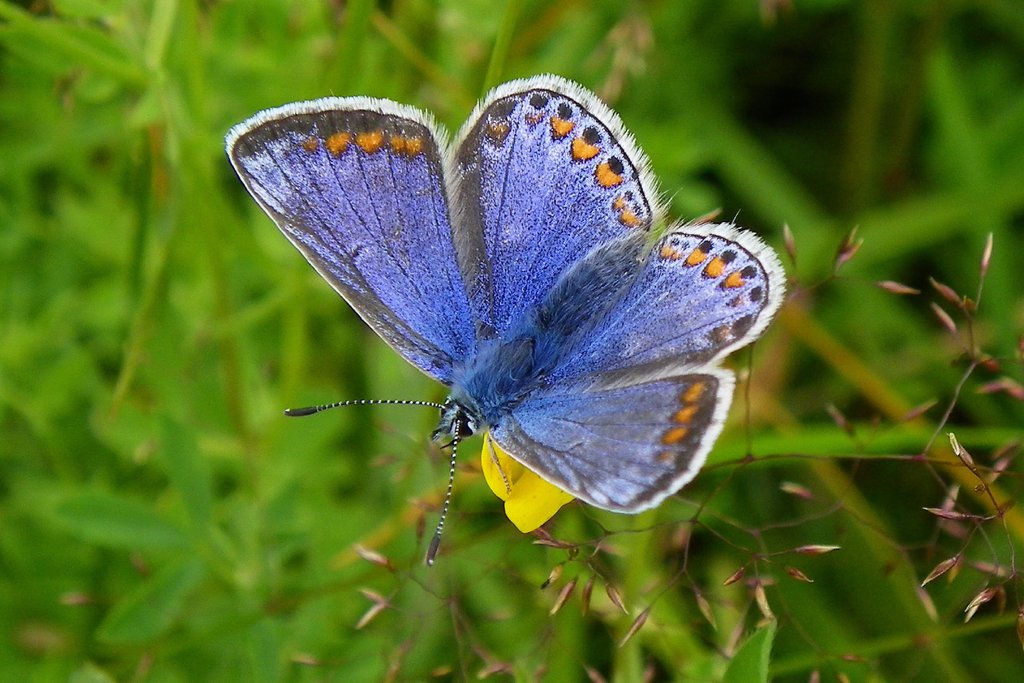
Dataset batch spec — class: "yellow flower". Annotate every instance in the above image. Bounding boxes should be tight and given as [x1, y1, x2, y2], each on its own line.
[480, 432, 575, 532]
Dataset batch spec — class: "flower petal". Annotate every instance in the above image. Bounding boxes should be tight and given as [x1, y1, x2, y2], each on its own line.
[481, 432, 574, 532]
[481, 432, 521, 501]
[503, 468, 576, 533]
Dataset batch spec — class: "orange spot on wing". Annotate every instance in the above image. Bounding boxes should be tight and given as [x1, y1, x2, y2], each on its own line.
[683, 383, 705, 403]
[550, 117, 575, 139]
[660, 244, 682, 260]
[355, 130, 384, 153]
[674, 405, 699, 423]
[661, 427, 689, 445]
[389, 135, 424, 157]
[595, 161, 624, 188]
[723, 271, 745, 288]
[703, 256, 725, 278]
[404, 136, 424, 156]
[619, 208, 641, 227]
[525, 112, 544, 126]
[302, 136, 319, 152]
[325, 132, 352, 155]
[657, 451, 675, 463]
[486, 121, 510, 144]
[685, 249, 707, 266]
[612, 195, 643, 227]
[571, 136, 600, 160]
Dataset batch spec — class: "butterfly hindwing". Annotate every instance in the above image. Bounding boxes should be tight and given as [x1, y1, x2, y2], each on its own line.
[481, 221, 784, 512]
[452, 75, 661, 341]
[226, 99, 475, 383]
[490, 370, 734, 512]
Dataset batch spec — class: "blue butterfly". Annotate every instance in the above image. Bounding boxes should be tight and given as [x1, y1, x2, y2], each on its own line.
[226, 75, 784, 551]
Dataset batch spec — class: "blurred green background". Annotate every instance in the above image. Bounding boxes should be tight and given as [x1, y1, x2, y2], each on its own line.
[2, 0, 1023, 680]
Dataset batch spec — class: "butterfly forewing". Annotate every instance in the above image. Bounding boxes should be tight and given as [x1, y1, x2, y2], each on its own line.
[227, 100, 474, 383]
[452, 76, 661, 341]
[550, 223, 786, 383]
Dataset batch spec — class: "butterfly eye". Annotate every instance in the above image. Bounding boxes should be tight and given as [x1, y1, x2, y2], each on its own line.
[460, 414, 478, 437]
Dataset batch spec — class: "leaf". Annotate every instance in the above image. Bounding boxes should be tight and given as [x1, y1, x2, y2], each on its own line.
[723, 621, 777, 683]
[161, 416, 213, 532]
[51, 0, 125, 19]
[56, 492, 188, 550]
[69, 663, 117, 683]
[244, 619, 281, 683]
[0, 3, 145, 84]
[97, 558, 205, 643]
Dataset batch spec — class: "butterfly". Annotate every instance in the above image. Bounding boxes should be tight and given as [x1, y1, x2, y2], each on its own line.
[226, 75, 785, 556]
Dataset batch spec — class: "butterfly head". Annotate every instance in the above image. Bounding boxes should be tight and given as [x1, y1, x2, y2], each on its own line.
[432, 396, 480, 443]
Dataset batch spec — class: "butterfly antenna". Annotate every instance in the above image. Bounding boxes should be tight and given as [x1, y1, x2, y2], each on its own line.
[426, 427, 459, 566]
[285, 398, 459, 565]
[284, 398, 445, 416]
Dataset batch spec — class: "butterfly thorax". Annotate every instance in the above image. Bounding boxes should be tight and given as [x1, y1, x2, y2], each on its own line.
[439, 232, 651, 440]
[445, 335, 542, 434]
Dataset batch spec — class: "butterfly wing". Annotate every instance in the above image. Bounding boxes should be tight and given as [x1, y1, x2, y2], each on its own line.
[487, 222, 785, 512]
[226, 99, 475, 383]
[451, 75, 661, 341]
[550, 222, 786, 382]
[490, 370, 734, 512]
